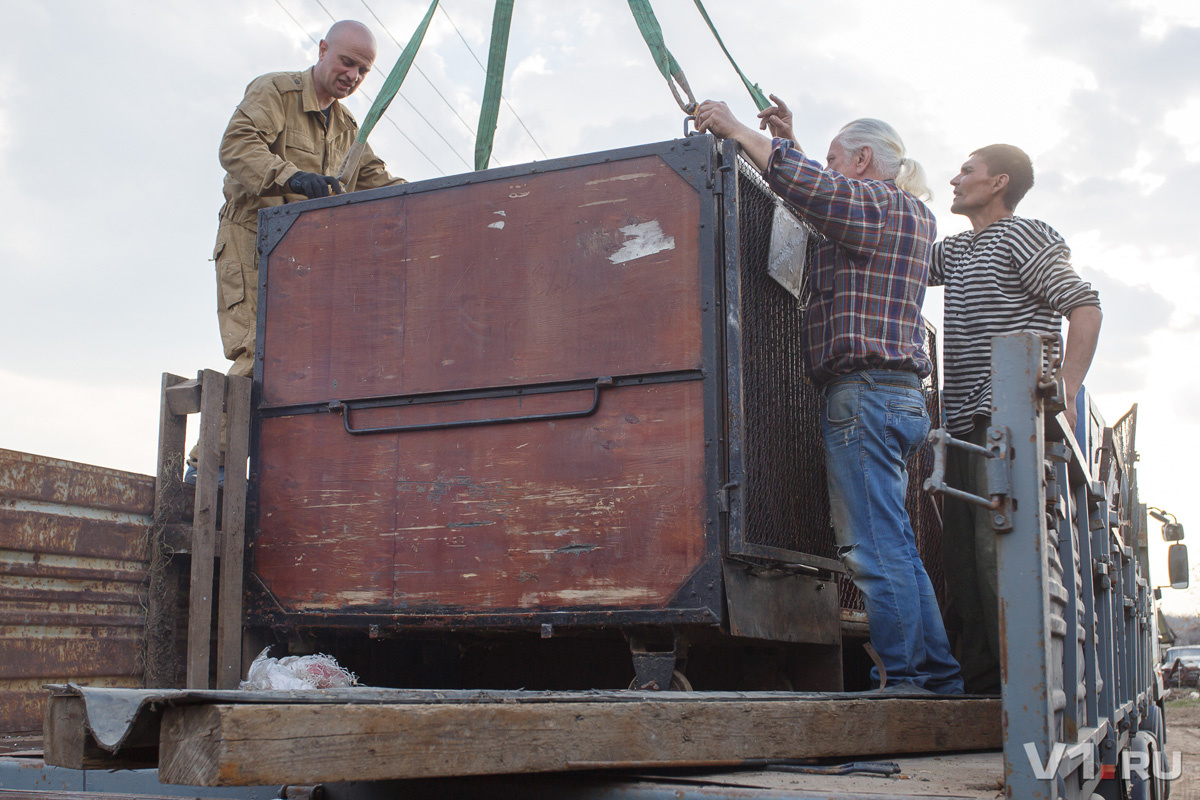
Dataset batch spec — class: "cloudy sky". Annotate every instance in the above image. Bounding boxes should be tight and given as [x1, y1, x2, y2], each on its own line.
[1, 0, 1197, 611]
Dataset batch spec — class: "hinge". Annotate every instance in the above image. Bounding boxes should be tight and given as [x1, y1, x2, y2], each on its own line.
[714, 163, 733, 197]
[984, 426, 1014, 532]
[717, 481, 739, 512]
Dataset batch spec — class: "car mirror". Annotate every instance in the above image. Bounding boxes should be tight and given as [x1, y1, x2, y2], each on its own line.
[1162, 522, 1185, 542]
[1168, 543, 1189, 589]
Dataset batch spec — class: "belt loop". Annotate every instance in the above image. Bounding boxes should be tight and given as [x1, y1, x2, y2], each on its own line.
[860, 370, 878, 390]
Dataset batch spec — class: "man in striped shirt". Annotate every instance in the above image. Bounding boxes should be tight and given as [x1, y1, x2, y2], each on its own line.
[697, 97, 963, 695]
[933, 144, 1102, 694]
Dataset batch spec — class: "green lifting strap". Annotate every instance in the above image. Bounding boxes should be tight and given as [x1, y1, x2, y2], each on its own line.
[690, 0, 770, 111]
[475, 0, 515, 171]
[626, 0, 696, 113]
[337, 0, 439, 183]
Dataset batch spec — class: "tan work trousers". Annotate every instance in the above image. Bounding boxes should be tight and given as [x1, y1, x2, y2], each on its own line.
[187, 218, 258, 468]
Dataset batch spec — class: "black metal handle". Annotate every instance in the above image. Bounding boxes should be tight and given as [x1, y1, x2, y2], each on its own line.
[337, 377, 614, 436]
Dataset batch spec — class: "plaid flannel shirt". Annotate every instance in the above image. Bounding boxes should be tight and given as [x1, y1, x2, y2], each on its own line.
[766, 139, 934, 385]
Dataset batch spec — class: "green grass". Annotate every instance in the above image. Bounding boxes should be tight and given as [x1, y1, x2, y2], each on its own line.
[1166, 694, 1200, 709]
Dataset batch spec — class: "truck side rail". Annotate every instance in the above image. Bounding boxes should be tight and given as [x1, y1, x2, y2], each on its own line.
[929, 333, 1165, 799]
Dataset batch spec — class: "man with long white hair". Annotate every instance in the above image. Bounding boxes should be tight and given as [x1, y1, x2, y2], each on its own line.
[696, 96, 962, 695]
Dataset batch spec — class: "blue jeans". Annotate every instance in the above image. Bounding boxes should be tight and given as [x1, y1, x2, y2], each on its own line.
[822, 371, 963, 694]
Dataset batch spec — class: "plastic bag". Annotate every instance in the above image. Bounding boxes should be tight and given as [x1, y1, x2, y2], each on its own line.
[239, 647, 358, 691]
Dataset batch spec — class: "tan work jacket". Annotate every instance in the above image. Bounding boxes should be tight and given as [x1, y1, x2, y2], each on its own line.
[218, 67, 404, 229]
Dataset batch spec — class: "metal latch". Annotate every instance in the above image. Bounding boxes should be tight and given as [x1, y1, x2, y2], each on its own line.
[924, 426, 1014, 533]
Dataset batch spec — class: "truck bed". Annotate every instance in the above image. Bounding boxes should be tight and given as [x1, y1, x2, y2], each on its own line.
[3, 751, 1005, 800]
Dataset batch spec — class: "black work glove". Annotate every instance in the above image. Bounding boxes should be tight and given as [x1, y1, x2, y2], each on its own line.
[287, 171, 344, 199]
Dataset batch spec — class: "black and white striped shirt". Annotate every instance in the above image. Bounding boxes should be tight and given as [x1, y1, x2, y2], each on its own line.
[931, 216, 1101, 434]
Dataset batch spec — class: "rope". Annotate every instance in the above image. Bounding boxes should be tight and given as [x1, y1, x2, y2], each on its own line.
[337, 0, 440, 182]
[690, 0, 770, 111]
[626, 0, 696, 114]
[357, 0, 439, 144]
[475, 0, 515, 171]
[440, 1, 548, 159]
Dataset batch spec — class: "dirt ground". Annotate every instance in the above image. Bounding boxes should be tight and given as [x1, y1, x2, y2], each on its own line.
[1167, 698, 1200, 799]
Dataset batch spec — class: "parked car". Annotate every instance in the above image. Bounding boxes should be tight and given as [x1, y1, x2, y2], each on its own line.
[1162, 645, 1200, 688]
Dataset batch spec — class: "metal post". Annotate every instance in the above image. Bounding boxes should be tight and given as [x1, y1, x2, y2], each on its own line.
[1076, 482, 1100, 730]
[1056, 460, 1085, 740]
[993, 333, 1057, 800]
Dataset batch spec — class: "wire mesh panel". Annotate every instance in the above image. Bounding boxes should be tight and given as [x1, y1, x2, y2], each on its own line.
[726, 154, 945, 610]
[1111, 404, 1140, 540]
[732, 159, 834, 562]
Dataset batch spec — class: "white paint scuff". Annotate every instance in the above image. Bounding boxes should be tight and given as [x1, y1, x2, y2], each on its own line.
[585, 172, 655, 185]
[579, 198, 628, 208]
[608, 220, 675, 265]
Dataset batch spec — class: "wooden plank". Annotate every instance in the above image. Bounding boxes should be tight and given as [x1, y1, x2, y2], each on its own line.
[165, 378, 202, 416]
[147, 373, 188, 689]
[42, 695, 157, 771]
[157, 697, 1002, 786]
[187, 370, 225, 689]
[43, 694, 93, 770]
[215, 375, 251, 689]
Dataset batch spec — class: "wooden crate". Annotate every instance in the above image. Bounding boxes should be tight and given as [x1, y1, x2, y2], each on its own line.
[247, 137, 842, 644]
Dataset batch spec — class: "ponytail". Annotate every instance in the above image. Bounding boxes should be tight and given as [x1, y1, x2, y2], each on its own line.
[896, 156, 932, 202]
[835, 119, 932, 201]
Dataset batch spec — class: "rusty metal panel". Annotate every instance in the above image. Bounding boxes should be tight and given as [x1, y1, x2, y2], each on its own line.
[0, 449, 153, 734]
[250, 138, 724, 628]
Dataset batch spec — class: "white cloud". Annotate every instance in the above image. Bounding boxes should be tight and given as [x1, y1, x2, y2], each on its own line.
[1122, 0, 1200, 37]
[512, 53, 549, 82]
[1163, 95, 1200, 161]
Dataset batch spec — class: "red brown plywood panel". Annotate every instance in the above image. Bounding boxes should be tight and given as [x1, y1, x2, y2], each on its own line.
[260, 155, 702, 408]
[254, 412, 401, 609]
[252, 380, 706, 614]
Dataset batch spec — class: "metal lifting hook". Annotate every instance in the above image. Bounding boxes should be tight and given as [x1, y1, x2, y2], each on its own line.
[1038, 332, 1065, 391]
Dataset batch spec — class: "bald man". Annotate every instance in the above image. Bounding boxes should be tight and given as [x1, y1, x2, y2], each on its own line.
[187, 21, 405, 480]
